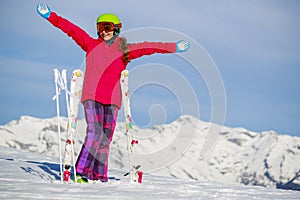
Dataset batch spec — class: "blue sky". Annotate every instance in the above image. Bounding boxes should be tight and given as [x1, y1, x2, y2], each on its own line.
[0, 0, 299, 136]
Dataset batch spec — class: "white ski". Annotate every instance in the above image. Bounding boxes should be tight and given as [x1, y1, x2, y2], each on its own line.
[120, 70, 143, 183]
[63, 69, 84, 183]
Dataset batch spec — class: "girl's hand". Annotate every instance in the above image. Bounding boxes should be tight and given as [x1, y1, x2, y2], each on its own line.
[176, 40, 190, 53]
[37, 4, 51, 19]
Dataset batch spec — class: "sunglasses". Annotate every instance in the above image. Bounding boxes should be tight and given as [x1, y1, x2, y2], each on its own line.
[97, 22, 122, 33]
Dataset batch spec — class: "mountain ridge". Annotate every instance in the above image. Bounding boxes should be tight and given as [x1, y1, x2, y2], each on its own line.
[0, 115, 299, 191]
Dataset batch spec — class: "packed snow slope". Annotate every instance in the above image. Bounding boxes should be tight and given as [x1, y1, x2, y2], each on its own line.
[0, 147, 299, 200]
[0, 115, 300, 192]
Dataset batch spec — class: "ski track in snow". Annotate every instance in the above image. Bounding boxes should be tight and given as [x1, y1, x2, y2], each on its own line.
[0, 147, 299, 200]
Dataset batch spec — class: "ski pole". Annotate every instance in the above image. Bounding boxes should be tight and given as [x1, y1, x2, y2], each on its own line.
[54, 69, 63, 183]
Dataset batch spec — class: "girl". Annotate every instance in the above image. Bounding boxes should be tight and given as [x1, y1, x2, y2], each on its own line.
[37, 4, 190, 183]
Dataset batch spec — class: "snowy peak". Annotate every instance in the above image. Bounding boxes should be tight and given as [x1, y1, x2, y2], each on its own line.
[0, 115, 300, 191]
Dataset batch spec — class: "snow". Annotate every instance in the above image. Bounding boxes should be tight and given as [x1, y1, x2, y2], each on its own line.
[0, 146, 299, 200]
[0, 115, 300, 199]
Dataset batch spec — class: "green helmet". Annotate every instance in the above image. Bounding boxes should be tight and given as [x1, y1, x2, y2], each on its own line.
[97, 13, 121, 25]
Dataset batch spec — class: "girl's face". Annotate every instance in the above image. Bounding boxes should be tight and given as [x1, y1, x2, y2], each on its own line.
[100, 30, 114, 41]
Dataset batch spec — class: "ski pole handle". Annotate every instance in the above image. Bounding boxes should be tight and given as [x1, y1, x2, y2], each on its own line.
[53, 69, 59, 83]
[62, 69, 67, 85]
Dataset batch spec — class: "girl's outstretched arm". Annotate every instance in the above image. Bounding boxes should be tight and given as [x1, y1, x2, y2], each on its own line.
[36, 4, 95, 52]
[128, 40, 190, 60]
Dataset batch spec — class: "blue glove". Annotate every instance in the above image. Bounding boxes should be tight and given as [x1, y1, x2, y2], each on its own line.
[37, 4, 51, 19]
[176, 40, 190, 53]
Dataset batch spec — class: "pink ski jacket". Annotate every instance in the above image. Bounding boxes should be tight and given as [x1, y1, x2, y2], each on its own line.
[48, 12, 177, 108]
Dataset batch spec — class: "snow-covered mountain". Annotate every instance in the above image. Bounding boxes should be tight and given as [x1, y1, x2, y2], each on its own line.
[0, 115, 299, 191]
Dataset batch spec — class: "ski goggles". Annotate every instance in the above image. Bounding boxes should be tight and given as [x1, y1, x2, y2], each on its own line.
[97, 22, 122, 33]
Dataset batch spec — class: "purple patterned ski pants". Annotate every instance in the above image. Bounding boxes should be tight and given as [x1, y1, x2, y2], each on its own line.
[75, 100, 118, 181]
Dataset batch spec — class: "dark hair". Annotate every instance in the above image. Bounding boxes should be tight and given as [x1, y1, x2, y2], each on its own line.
[118, 37, 130, 64]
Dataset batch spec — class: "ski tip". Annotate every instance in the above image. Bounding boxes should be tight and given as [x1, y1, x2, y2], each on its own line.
[121, 70, 129, 77]
[72, 69, 84, 77]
